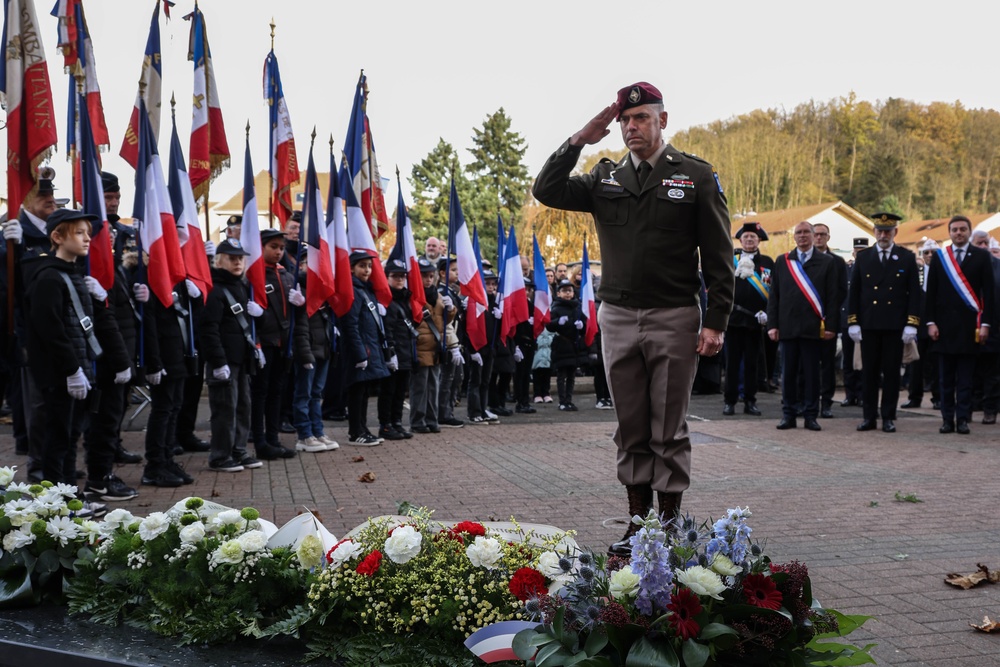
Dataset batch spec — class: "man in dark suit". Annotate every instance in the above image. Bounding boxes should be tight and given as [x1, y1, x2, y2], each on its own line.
[925, 215, 994, 434]
[847, 213, 921, 433]
[812, 223, 848, 418]
[971, 230, 1000, 424]
[841, 238, 869, 408]
[901, 240, 941, 410]
[767, 221, 839, 431]
[724, 222, 773, 416]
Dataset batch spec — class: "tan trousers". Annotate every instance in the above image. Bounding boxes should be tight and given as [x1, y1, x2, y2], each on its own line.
[599, 303, 701, 493]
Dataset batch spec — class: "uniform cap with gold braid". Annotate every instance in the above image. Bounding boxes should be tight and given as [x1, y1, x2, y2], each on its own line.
[870, 211, 902, 230]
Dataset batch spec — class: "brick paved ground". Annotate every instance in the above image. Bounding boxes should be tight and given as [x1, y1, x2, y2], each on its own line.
[3, 381, 999, 666]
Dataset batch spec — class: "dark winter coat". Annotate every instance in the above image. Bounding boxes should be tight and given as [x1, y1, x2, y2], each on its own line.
[383, 287, 416, 371]
[342, 276, 390, 385]
[100, 263, 140, 383]
[143, 280, 199, 378]
[256, 262, 295, 348]
[198, 268, 254, 370]
[547, 296, 588, 369]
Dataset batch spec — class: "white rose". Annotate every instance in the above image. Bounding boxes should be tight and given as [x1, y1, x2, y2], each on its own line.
[465, 536, 502, 570]
[0, 466, 15, 487]
[238, 530, 268, 553]
[328, 539, 364, 567]
[215, 509, 244, 526]
[711, 554, 743, 577]
[2, 532, 17, 552]
[101, 508, 136, 535]
[676, 565, 727, 600]
[138, 512, 170, 541]
[179, 522, 206, 544]
[608, 568, 641, 600]
[384, 525, 423, 564]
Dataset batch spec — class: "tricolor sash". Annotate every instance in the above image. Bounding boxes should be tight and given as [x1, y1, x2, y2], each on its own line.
[786, 253, 825, 336]
[734, 254, 770, 299]
[938, 247, 983, 337]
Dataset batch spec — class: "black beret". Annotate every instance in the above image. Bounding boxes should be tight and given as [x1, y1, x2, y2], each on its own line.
[101, 171, 120, 193]
[45, 208, 98, 235]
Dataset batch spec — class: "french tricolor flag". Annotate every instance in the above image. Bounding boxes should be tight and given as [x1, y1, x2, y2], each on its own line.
[263, 49, 298, 228]
[447, 178, 487, 350]
[187, 3, 229, 201]
[301, 143, 334, 317]
[343, 71, 389, 240]
[120, 1, 162, 168]
[388, 170, 425, 323]
[499, 225, 528, 341]
[78, 88, 113, 292]
[54, 0, 109, 148]
[463, 620, 538, 663]
[581, 240, 598, 346]
[132, 99, 185, 308]
[468, 225, 489, 352]
[339, 156, 390, 306]
[532, 234, 551, 338]
[167, 109, 212, 300]
[326, 149, 353, 317]
[241, 134, 266, 308]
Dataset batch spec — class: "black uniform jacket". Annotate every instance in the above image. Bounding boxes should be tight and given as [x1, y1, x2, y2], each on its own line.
[729, 250, 774, 329]
[847, 245, 921, 331]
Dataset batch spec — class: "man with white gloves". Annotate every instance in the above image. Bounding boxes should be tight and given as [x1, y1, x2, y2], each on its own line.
[847, 213, 921, 433]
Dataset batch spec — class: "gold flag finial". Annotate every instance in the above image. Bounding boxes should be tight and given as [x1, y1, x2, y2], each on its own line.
[269, 18, 276, 50]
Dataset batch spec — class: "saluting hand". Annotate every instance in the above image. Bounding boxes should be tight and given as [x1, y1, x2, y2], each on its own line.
[570, 103, 620, 147]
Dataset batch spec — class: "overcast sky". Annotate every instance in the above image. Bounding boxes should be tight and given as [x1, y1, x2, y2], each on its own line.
[5, 0, 999, 220]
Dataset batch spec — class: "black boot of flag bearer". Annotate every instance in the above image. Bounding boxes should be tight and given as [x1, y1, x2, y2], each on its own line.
[608, 484, 653, 557]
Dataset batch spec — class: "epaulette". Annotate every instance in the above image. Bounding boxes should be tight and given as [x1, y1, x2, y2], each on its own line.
[680, 150, 712, 166]
[598, 157, 617, 166]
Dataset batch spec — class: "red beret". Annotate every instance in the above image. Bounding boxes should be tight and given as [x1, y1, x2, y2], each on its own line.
[616, 82, 663, 119]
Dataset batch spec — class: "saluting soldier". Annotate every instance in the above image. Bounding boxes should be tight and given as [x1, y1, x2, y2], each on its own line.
[723, 222, 773, 416]
[847, 213, 920, 433]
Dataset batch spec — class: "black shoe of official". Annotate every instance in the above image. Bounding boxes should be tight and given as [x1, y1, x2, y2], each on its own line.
[172, 445, 184, 457]
[983, 411, 997, 425]
[257, 444, 297, 460]
[279, 420, 296, 434]
[820, 407, 834, 419]
[179, 436, 210, 453]
[85, 474, 138, 502]
[899, 399, 921, 409]
[743, 402, 761, 416]
[141, 469, 185, 487]
[490, 406, 513, 417]
[391, 423, 414, 439]
[956, 419, 971, 435]
[939, 421, 955, 434]
[776, 418, 796, 430]
[515, 404, 537, 414]
[857, 419, 878, 432]
[114, 444, 143, 464]
[804, 419, 822, 431]
[932, 400, 941, 410]
[411, 425, 432, 434]
[378, 425, 405, 441]
[722, 403, 735, 416]
[324, 411, 348, 421]
[165, 460, 195, 485]
[841, 397, 859, 407]
[882, 419, 896, 433]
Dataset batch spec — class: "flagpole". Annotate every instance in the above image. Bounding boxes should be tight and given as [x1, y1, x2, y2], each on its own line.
[266, 18, 276, 230]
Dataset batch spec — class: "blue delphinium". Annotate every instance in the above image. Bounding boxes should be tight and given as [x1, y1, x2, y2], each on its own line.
[628, 511, 673, 615]
[708, 507, 753, 566]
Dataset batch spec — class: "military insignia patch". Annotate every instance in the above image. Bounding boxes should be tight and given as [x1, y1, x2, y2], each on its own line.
[667, 189, 684, 199]
[670, 173, 690, 180]
[713, 170, 724, 193]
[629, 87, 641, 103]
[662, 178, 694, 189]
[601, 170, 622, 187]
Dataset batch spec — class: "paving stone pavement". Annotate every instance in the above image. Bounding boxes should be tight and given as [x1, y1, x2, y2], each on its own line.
[3, 383, 1000, 666]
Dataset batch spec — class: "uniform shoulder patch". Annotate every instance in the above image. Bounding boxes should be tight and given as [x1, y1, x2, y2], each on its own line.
[680, 150, 712, 166]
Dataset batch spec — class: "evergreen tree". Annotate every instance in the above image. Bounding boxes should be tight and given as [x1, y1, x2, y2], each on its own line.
[466, 108, 531, 224]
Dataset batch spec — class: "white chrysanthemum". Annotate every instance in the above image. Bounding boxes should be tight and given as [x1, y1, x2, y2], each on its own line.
[328, 539, 363, 567]
[213, 539, 244, 565]
[138, 512, 170, 541]
[676, 565, 727, 600]
[384, 525, 422, 564]
[49, 483, 78, 498]
[179, 522, 206, 545]
[237, 530, 268, 553]
[46, 516, 80, 546]
[5, 482, 32, 494]
[711, 554, 743, 577]
[0, 466, 15, 487]
[5, 524, 35, 550]
[3, 498, 37, 527]
[609, 568, 641, 599]
[465, 536, 502, 570]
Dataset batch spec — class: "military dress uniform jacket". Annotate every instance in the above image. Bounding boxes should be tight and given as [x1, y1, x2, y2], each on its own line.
[729, 251, 774, 328]
[532, 141, 734, 331]
[847, 246, 920, 331]
[766, 251, 839, 339]
[925, 246, 995, 356]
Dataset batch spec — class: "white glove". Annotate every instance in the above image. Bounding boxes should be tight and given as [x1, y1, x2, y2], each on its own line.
[303, 362, 314, 370]
[377, 303, 386, 316]
[288, 288, 305, 307]
[355, 359, 368, 369]
[492, 306, 502, 319]
[67, 367, 91, 400]
[755, 310, 768, 325]
[514, 346, 524, 362]
[558, 316, 569, 325]
[440, 295, 454, 310]
[387, 354, 399, 372]
[471, 352, 483, 366]
[255, 347, 266, 368]
[2, 218, 23, 244]
[450, 348, 464, 365]
[185, 279, 201, 299]
[247, 301, 264, 317]
[113, 367, 132, 385]
[133, 283, 150, 303]
[574, 320, 584, 330]
[848, 325, 862, 343]
[204, 240, 216, 257]
[333, 326, 341, 337]
[212, 365, 231, 381]
[902, 325, 918, 344]
[145, 369, 166, 385]
[528, 316, 534, 325]
[84, 276, 108, 301]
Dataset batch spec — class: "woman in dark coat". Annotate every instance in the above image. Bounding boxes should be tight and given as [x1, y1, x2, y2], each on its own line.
[546, 279, 588, 411]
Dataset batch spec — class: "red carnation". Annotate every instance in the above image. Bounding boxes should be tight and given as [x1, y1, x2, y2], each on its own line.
[451, 521, 486, 538]
[509, 567, 548, 602]
[356, 550, 383, 577]
[666, 587, 702, 640]
[743, 573, 783, 610]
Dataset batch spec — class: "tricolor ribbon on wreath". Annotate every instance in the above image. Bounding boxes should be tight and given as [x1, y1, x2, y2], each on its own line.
[937, 246, 983, 341]
[785, 253, 825, 337]
[734, 254, 769, 300]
